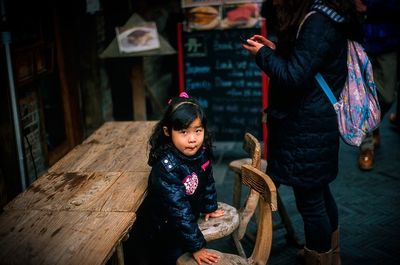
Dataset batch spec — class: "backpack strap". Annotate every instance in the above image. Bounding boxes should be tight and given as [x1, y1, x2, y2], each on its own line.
[296, 11, 317, 39]
[315, 73, 338, 105]
[297, 11, 339, 106]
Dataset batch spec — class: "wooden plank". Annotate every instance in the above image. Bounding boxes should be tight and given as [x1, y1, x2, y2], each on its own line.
[110, 145, 151, 172]
[0, 210, 135, 265]
[82, 121, 132, 144]
[99, 171, 148, 212]
[48, 141, 150, 173]
[82, 121, 157, 145]
[49, 121, 156, 173]
[48, 143, 105, 173]
[48, 143, 151, 173]
[5, 171, 148, 212]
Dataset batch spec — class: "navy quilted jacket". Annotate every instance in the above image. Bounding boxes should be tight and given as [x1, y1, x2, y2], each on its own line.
[135, 145, 218, 253]
[256, 12, 348, 188]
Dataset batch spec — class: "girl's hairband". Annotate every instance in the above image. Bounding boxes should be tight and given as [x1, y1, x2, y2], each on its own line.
[169, 92, 198, 111]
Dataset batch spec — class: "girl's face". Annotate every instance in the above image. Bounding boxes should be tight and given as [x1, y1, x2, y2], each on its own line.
[165, 117, 205, 157]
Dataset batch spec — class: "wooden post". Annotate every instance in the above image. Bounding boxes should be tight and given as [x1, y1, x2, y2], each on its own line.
[130, 58, 147, 120]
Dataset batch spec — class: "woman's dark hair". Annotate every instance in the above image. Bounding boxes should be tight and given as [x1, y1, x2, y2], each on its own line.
[148, 95, 213, 166]
[270, 0, 362, 56]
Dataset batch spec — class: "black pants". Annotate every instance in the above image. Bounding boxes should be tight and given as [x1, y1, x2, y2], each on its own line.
[125, 220, 183, 265]
[293, 184, 339, 252]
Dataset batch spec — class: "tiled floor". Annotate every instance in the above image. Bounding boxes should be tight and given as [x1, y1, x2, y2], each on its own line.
[210, 109, 400, 265]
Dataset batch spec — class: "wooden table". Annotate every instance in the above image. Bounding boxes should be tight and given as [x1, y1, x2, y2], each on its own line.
[0, 210, 135, 265]
[0, 121, 157, 265]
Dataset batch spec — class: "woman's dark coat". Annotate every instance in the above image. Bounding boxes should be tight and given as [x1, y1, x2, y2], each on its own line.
[256, 12, 348, 188]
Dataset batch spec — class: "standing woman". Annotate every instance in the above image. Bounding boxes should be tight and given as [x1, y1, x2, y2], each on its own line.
[243, 0, 362, 264]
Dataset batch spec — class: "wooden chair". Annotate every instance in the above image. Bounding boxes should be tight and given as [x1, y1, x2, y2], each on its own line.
[198, 201, 239, 242]
[228, 135, 301, 247]
[229, 133, 264, 210]
[197, 133, 262, 256]
[177, 164, 277, 265]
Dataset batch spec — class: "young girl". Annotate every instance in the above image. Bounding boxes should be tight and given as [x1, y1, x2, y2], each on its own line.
[130, 92, 224, 265]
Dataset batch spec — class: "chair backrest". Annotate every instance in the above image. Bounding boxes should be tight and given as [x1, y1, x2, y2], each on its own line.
[243, 133, 261, 169]
[241, 164, 277, 264]
[234, 133, 263, 241]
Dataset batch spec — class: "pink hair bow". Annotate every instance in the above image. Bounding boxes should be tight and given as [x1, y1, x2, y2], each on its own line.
[168, 91, 190, 104]
[179, 92, 189, 98]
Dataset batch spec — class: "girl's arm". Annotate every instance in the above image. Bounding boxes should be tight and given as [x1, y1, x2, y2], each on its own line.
[199, 165, 219, 214]
[152, 168, 206, 253]
[201, 164, 225, 221]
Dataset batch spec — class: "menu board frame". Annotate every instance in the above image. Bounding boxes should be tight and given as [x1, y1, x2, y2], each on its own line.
[177, 22, 269, 142]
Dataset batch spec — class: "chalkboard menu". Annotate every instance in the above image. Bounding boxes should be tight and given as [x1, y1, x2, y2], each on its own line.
[182, 28, 263, 141]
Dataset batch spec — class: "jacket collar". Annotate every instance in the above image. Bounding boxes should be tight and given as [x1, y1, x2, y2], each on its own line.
[311, 0, 345, 23]
[169, 144, 205, 162]
[160, 144, 206, 172]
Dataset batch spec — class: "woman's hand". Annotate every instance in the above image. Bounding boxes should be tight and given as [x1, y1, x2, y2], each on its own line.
[204, 209, 224, 221]
[242, 34, 276, 55]
[193, 248, 220, 265]
[250, 35, 276, 48]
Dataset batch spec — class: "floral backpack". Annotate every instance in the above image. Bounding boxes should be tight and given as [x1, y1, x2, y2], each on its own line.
[299, 11, 381, 146]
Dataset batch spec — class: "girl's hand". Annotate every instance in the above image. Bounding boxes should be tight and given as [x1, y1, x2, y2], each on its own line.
[204, 209, 225, 221]
[193, 248, 220, 265]
[242, 35, 276, 55]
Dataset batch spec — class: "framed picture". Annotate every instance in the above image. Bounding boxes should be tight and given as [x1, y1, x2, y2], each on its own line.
[116, 22, 160, 53]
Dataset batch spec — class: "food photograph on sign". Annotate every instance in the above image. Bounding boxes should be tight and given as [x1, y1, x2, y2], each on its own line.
[115, 22, 160, 53]
[185, 5, 221, 30]
[220, 2, 261, 29]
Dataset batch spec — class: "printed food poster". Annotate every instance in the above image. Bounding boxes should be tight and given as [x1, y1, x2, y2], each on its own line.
[183, 1, 263, 30]
[181, 0, 222, 8]
[185, 5, 221, 30]
[221, 2, 261, 29]
[116, 22, 160, 53]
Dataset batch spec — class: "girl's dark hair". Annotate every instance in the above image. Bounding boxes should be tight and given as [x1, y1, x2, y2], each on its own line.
[148, 95, 213, 166]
